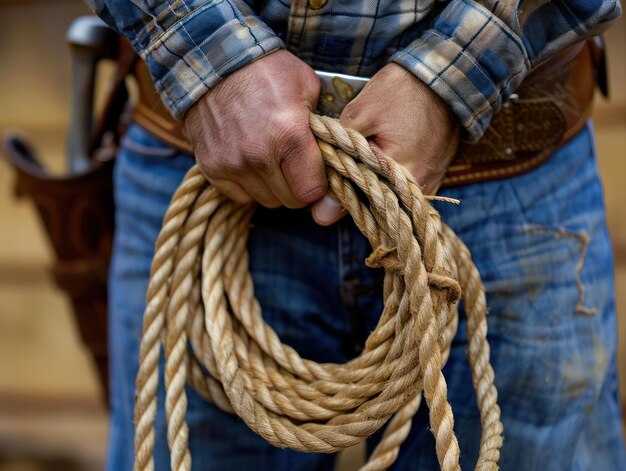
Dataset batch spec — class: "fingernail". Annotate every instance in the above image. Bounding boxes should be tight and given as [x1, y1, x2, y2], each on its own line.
[312, 194, 343, 226]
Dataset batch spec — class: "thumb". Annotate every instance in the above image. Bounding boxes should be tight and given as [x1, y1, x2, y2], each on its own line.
[311, 192, 348, 226]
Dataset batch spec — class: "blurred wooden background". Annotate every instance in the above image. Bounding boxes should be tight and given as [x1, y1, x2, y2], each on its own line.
[0, 1, 624, 470]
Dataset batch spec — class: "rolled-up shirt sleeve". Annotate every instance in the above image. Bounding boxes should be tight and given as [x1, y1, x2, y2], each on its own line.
[86, 0, 284, 118]
[391, 0, 622, 140]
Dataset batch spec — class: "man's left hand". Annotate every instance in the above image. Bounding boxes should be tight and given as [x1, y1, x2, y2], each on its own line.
[311, 63, 460, 226]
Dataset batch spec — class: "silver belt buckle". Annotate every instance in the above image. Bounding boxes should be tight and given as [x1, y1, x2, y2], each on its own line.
[315, 71, 370, 118]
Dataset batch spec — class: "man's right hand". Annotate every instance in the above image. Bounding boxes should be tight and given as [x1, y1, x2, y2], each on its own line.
[183, 50, 327, 209]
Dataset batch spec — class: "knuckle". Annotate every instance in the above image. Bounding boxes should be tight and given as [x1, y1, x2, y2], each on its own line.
[220, 155, 248, 175]
[284, 123, 310, 147]
[239, 140, 274, 173]
[291, 179, 326, 205]
[272, 116, 310, 158]
[198, 158, 222, 180]
[246, 153, 273, 173]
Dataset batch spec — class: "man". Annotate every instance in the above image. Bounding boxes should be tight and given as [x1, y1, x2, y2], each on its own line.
[87, 0, 626, 469]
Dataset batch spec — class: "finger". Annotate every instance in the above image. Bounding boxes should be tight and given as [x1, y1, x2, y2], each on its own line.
[261, 166, 305, 209]
[239, 151, 294, 207]
[236, 174, 282, 208]
[311, 192, 348, 226]
[279, 124, 327, 206]
[210, 178, 253, 204]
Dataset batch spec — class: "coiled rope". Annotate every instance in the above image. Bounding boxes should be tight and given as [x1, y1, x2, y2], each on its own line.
[132, 113, 504, 471]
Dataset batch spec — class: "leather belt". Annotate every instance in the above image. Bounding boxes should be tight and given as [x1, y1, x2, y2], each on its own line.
[445, 40, 599, 186]
[130, 39, 601, 187]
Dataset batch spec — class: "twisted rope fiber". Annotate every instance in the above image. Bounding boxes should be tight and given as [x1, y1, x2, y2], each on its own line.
[133, 113, 504, 471]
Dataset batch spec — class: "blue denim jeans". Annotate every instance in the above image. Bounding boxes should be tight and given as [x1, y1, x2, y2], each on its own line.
[108, 122, 626, 470]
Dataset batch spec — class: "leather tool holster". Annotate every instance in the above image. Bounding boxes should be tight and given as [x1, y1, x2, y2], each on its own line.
[0, 17, 135, 405]
[2, 137, 114, 402]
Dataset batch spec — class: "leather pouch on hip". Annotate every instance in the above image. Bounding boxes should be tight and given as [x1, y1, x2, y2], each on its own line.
[0, 17, 135, 405]
[1, 135, 113, 402]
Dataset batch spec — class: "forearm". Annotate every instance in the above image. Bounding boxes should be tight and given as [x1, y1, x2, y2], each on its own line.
[85, 0, 284, 117]
[391, 0, 622, 140]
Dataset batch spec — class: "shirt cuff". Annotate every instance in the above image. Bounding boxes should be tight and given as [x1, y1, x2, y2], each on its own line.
[138, 0, 284, 119]
[390, 0, 530, 141]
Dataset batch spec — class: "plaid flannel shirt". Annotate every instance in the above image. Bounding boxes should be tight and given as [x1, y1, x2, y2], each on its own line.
[87, 0, 620, 139]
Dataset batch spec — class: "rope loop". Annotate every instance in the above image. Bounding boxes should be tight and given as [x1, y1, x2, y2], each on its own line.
[132, 112, 504, 471]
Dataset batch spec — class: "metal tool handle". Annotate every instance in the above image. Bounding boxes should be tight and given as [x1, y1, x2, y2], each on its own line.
[66, 16, 118, 174]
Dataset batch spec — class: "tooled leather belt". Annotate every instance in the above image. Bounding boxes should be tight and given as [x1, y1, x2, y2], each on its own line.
[130, 39, 603, 187]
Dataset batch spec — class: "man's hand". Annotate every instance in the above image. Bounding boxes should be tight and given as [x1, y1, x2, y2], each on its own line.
[311, 63, 460, 226]
[184, 50, 327, 208]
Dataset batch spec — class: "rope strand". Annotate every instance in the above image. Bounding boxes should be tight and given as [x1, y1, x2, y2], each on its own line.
[132, 113, 503, 470]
